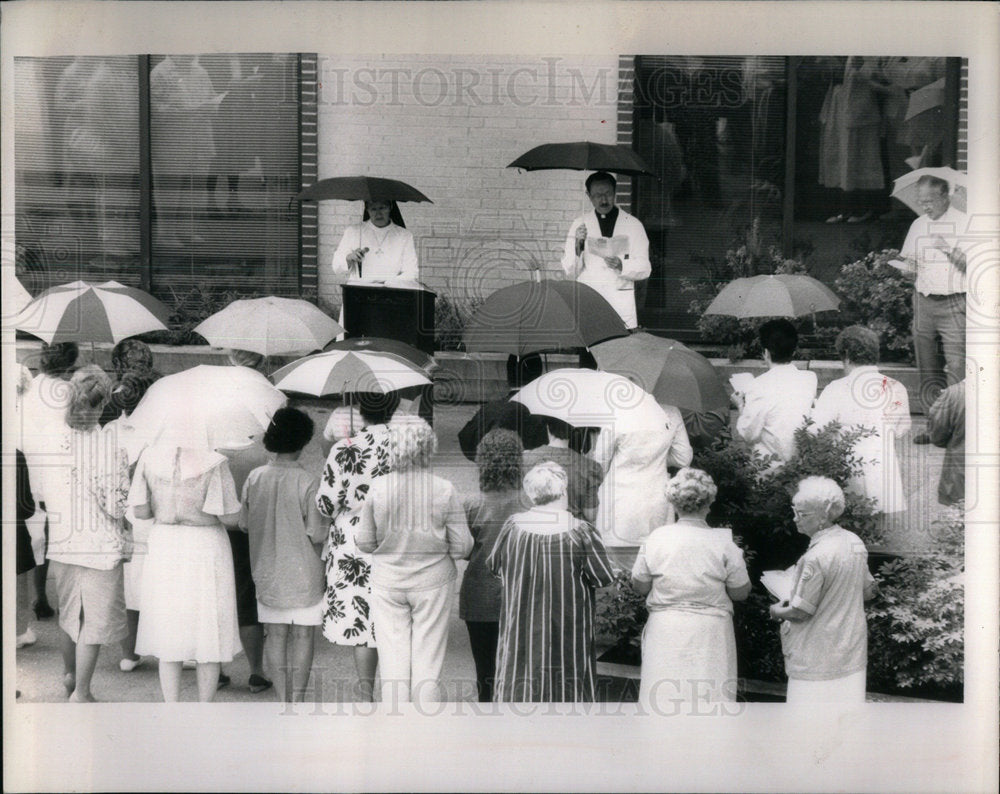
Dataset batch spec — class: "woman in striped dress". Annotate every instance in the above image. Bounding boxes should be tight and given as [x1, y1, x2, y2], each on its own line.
[488, 461, 615, 702]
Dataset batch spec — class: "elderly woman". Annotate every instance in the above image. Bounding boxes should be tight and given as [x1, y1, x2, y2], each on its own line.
[20, 341, 80, 620]
[459, 429, 525, 702]
[770, 477, 878, 703]
[811, 326, 911, 516]
[316, 391, 400, 701]
[128, 438, 243, 701]
[631, 468, 751, 708]
[39, 366, 131, 701]
[488, 461, 616, 702]
[356, 418, 472, 704]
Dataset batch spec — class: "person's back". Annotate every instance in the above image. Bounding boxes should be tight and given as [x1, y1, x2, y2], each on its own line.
[241, 461, 326, 610]
[364, 468, 471, 589]
[638, 522, 744, 616]
[735, 319, 817, 464]
[928, 380, 965, 506]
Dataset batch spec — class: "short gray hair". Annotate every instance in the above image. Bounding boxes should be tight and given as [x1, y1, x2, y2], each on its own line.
[793, 476, 845, 521]
[666, 467, 718, 514]
[387, 415, 437, 471]
[523, 461, 567, 506]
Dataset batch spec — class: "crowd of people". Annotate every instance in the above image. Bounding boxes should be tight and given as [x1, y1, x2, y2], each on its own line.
[17, 315, 929, 708]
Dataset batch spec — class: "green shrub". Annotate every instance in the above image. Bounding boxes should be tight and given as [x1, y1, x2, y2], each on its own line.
[834, 249, 914, 364]
[434, 293, 483, 352]
[595, 568, 647, 653]
[867, 506, 964, 693]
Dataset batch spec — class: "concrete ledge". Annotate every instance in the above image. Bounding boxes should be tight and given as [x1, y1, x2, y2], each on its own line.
[13, 340, 926, 413]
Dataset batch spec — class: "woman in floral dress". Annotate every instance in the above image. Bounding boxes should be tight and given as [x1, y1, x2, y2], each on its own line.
[316, 392, 398, 701]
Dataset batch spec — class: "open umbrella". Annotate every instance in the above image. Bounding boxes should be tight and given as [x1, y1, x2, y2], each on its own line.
[508, 142, 656, 177]
[590, 332, 728, 413]
[270, 349, 432, 397]
[463, 280, 629, 355]
[295, 176, 432, 204]
[891, 167, 967, 214]
[703, 274, 840, 319]
[513, 368, 666, 432]
[129, 364, 286, 450]
[194, 296, 343, 357]
[323, 336, 436, 375]
[14, 280, 171, 344]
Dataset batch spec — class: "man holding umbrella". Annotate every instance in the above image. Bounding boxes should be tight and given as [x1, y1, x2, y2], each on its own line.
[560, 172, 651, 330]
[895, 173, 969, 430]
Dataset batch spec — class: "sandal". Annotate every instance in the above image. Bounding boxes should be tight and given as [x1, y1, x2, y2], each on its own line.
[248, 674, 273, 694]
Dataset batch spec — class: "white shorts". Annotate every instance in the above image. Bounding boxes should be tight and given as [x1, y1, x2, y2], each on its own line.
[256, 597, 324, 626]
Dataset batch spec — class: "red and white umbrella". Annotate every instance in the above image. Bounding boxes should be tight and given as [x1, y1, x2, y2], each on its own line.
[270, 349, 432, 397]
[14, 280, 171, 344]
[194, 296, 343, 357]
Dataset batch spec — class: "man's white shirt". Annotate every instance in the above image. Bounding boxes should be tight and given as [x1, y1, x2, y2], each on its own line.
[899, 204, 969, 296]
[736, 364, 818, 464]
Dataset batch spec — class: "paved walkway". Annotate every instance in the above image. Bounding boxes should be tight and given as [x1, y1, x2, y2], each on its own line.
[14, 403, 946, 703]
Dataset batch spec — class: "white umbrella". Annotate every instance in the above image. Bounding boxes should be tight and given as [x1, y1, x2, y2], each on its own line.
[511, 368, 667, 432]
[129, 364, 286, 450]
[15, 280, 171, 344]
[891, 167, 967, 214]
[702, 274, 840, 319]
[4, 277, 34, 324]
[270, 349, 432, 397]
[194, 296, 344, 357]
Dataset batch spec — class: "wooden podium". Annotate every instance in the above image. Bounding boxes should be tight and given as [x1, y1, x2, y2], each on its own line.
[341, 283, 436, 355]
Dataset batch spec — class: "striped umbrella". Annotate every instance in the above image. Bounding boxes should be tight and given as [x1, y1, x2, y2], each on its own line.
[14, 280, 171, 344]
[270, 349, 432, 397]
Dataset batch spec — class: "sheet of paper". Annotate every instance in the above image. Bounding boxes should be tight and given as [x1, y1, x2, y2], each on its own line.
[887, 258, 916, 274]
[729, 372, 755, 394]
[587, 235, 630, 260]
[760, 569, 794, 602]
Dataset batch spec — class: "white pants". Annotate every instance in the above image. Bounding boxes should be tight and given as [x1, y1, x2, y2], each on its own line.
[370, 581, 452, 705]
[786, 669, 867, 704]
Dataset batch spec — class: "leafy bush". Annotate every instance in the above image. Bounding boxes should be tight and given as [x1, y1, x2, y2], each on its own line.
[434, 293, 483, 352]
[595, 568, 647, 654]
[681, 218, 811, 361]
[867, 506, 964, 693]
[834, 248, 914, 364]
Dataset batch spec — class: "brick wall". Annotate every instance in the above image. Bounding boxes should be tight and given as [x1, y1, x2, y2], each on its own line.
[315, 55, 619, 311]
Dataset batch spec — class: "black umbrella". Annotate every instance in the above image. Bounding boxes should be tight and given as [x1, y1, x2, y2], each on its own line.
[507, 141, 656, 177]
[295, 176, 433, 204]
[463, 280, 629, 356]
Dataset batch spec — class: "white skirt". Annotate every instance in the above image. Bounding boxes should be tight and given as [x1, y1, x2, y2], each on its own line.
[786, 669, 867, 704]
[135, 523, 241, 663]
[639, 608, 738, 711]
[257, 597, 324, 626]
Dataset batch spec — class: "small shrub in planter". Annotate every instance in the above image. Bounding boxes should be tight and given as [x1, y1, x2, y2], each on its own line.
[434, 293, 483, 352]
[834, 249, 914, 364]
[594, 569, 646, 666]
[866, 506, 964, 699]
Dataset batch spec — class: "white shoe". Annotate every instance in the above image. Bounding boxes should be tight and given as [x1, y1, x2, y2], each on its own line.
[16, 628, 37, 648]
[119, 656, 145, 672]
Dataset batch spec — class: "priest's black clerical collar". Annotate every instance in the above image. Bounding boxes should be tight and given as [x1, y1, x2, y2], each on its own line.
[596, 205, 619, 238]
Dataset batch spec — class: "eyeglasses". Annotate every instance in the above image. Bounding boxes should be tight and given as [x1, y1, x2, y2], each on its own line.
[792, 507, 819, 519]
